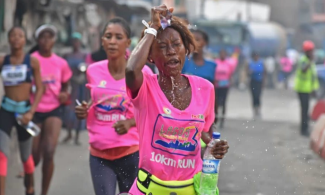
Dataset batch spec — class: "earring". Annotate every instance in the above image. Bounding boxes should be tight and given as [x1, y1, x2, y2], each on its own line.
[125, 51, 130, 59]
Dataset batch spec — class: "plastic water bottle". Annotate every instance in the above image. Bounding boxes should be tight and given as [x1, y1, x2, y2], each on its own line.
[16, 114, 40, 137]
[200, 132, 221, 195]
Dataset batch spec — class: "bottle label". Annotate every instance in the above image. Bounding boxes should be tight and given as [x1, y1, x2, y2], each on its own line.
[202, 159, 220, 174]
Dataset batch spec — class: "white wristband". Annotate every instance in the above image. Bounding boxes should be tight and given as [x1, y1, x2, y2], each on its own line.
[145, 28, 157, 37]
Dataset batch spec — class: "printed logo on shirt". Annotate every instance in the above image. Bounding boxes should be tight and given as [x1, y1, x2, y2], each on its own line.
[216, 70, 227, 76]
[96, 94, 127, 112]
[191, 114, 204, 120]
[93, 91, 131, 122]
[162, 107, 172, 117]
[151, 114, 204, 156]
[98, 80, 107, 88]
[42, 75, 56, 84]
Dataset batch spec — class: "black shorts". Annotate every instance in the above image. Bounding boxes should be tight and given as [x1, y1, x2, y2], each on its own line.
[32, 106, 63, 124]
[0, 107, 31, 142]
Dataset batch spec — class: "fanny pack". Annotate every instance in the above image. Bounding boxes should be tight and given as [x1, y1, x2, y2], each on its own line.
[136, 168, 195, 195]
[218, 80, 229, 87]
[1, 96, 30, 114]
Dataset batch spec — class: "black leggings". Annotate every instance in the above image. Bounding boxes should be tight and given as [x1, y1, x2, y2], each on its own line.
[89, 152, 139, 195]
[250, 80, 263, 107]
[216, 87, 229, 115]
[0, 107, 34, 176]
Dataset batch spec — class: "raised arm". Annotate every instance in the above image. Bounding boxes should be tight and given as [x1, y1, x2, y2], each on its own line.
[125, 4, 173, 98]
[125, 30, 156, 97]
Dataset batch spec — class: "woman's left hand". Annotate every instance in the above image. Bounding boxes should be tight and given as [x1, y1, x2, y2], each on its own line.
[211, 140, 229, 159]
[58, 92, 69, 104]
[20, 111, 34, 126]
[113, 119, 135, 135]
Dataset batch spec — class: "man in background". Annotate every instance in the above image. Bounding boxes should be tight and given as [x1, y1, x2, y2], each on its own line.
[294, 41, 319, 136]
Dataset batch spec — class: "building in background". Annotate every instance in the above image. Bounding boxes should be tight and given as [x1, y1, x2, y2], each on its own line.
[183, 0, 325, 50]
[248, 0, 325, 49]
[0, 0, 150, 53]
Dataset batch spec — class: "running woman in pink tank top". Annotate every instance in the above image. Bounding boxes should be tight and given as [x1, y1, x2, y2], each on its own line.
[215, 50, 236, 129]
[126, 4, 229, 195]
[75, 17, 152, 195]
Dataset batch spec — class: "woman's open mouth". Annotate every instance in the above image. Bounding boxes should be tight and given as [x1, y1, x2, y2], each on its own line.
[107, 47, 118, 53]
[165, 59, 180, 68]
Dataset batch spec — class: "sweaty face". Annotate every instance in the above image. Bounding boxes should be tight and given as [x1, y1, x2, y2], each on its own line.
[193, 32, 206, 53]
[9, 28, 26, 50]
[38, 31, 55, 52]
[150, 28, 186, 77]
[102, 24, 130, 60]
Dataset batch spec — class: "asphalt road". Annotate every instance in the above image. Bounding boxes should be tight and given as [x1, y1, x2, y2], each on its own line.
[4, 87, 325, 195]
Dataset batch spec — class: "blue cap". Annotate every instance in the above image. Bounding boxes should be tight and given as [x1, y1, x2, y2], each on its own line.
[213, 132, 221, 139]
[72, 32, 82, 40]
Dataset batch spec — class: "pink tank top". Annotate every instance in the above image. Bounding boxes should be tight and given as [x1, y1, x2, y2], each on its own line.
[86, 60, 152, 150]
[127, 73, 215, 191]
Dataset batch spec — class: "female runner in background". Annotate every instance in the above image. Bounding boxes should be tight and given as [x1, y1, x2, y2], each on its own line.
[215, 50, 235, 129]
[75, 17, 152, 195]
[0, 26, 43, 195]
[182, 29, 218, 150]
[182, 29, 216, 84]
[29, 24, 72, 195]
[246, 52, 266, 119]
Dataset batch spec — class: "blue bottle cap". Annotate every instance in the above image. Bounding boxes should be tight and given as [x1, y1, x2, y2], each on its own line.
[213, 132, 221, 139]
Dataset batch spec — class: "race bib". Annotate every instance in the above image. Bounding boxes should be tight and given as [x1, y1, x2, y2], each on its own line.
[1, 64, 27, 86]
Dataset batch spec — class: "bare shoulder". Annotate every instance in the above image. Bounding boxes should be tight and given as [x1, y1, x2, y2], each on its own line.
[30, 56, 40, 69]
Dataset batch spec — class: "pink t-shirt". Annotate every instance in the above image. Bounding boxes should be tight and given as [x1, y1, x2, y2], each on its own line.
[31, 52, 72, 113]
[280, 57, 293, 72]
[86, 60, 152, 150]
[127, 73, 215, 194]
[227, 57, 238, 71]
[215, 59, 235, 88]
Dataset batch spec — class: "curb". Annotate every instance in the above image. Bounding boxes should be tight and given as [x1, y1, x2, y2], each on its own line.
[311, 100, 325, 121]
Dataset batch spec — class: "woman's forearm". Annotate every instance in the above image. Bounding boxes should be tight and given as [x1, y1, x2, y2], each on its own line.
[61, 82, 70, 93]
[126, 33, 155, 94]
[128, 118, 136, 127]
[30, 58, 43, 114]
[30, 85, 44, 114]
[202, 132, 212, 145]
